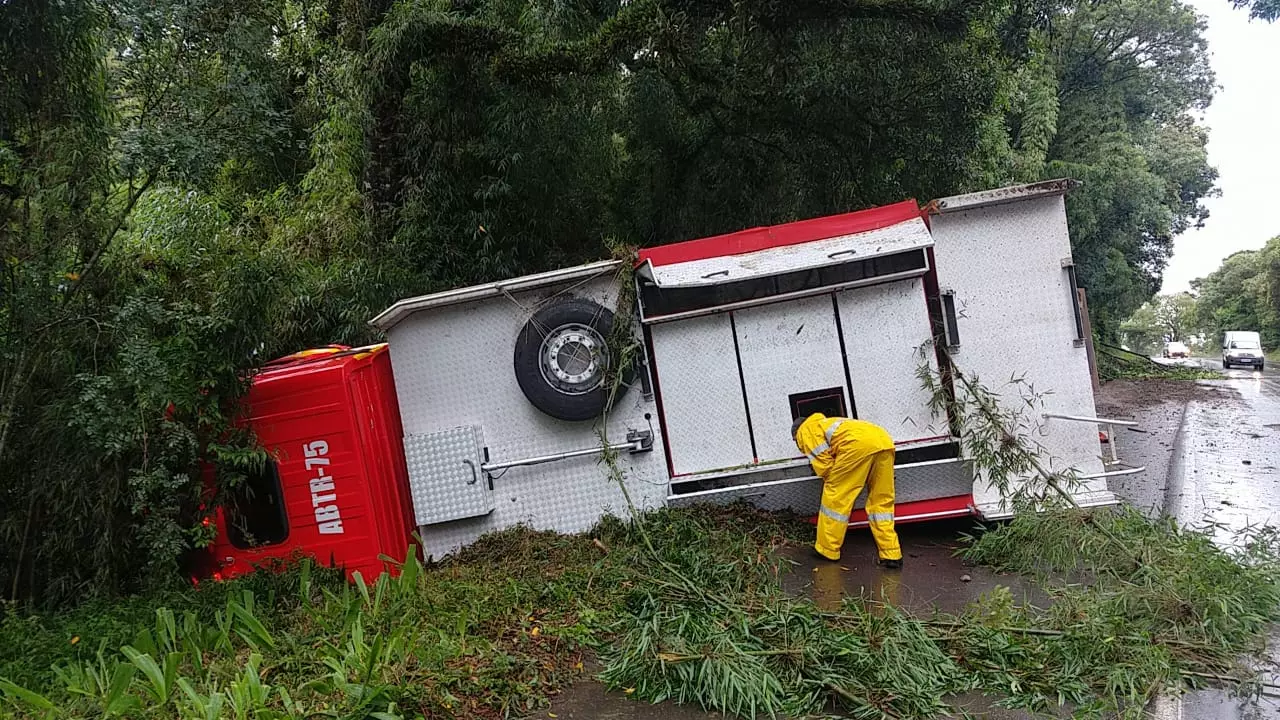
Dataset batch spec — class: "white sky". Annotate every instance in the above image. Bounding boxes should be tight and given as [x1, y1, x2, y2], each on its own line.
[1160, 0, 1280, 293]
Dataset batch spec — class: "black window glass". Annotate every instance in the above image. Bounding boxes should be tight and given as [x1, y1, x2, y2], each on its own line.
[227, 460, 289, 549]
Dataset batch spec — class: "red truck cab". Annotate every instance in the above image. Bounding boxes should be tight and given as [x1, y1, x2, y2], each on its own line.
[203, 344, 416, 582]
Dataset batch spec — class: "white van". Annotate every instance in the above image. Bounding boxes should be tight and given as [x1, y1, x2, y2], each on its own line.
[1222, 331, 1264, 370]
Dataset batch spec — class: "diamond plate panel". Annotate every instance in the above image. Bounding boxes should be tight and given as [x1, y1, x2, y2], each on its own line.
[668, 459, 973, 513]
[836, 278, 941, 440]
[385, 275, 670, 560]
[403, 427, 492, 525]
[734, 296, 849, 463]
[649, 313, 754, 475]
[930, 195, 1107, 509]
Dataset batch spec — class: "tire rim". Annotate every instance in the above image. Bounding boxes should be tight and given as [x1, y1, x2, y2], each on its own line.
[539, 323, 608, 395]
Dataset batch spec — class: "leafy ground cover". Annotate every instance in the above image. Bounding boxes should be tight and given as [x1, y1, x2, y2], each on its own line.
[2, 502, 1278, 720]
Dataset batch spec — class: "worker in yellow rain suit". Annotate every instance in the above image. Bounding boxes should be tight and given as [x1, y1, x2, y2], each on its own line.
[792, 413, 903, 568]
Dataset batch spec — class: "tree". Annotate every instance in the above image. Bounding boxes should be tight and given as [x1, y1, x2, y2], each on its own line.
[977, 0, 1218, 339]
[1191, 239, 1280, 350]
[1154, 292, 1198, 341]
[1119, 301, 1164, 355]
[0, 0, 309, 605]
[1231, 0, 1279, 20]
[1118, 292, 1197, 354]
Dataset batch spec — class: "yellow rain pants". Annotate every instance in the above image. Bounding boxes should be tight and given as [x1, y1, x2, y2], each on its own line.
[794, 414, 903, 562]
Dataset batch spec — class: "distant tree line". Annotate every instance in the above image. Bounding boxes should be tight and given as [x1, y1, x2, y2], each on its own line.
[0, 0, 1251, 605]
[1120, 236, 1280, 355]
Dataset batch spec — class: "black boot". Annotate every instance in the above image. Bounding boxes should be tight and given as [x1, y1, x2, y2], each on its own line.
[879, 558, 903, 569]
[810, 547, 838, 562]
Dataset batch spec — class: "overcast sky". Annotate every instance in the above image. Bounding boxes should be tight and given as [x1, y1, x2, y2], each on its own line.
[1159, 0, 1280, 293]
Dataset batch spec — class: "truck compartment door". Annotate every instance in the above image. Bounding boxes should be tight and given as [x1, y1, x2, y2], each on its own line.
[734, 295, 851, 463]
[649, 313, 755, 476]
[835, 278, 941, 441]
[403, 426, 493, 525]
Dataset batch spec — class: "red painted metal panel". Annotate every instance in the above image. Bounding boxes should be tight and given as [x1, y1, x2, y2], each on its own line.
[637, 200, 922, 267]
[204, 345, 415, 583]
[805, 494, 975, 528]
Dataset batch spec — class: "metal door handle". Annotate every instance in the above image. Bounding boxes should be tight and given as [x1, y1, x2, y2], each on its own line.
[462, 458, 479, 485]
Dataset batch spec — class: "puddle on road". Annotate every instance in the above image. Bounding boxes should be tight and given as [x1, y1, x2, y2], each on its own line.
[777, 520, 1046, 615]
[547, 672, 725, 720]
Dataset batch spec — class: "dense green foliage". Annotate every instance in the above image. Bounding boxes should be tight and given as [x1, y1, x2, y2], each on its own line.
[1118, 237, 1280, 354]
[1119, 292, 1198, 354]
[2, 0, 1220, 605]
[1191, 238, 1280, 350]
[2, 505, 1277, 719]
[1233, 0, 1280, 20]
[985, 0, 1218, 337]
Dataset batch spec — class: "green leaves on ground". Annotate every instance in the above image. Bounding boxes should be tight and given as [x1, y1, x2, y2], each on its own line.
[598, 506, 1280, 720]
[1098, 344, 1221, 381]
[2, 504, 1278, 719]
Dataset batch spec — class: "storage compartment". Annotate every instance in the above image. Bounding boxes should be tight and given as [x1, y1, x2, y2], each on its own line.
[403, 426, 493, 525]
[734, 295, 851, 463]
[641, 202, 951, 489]
[930, 183, 1115, 515]
[649, 313, 754, 476]
[835, 278, 941, 442]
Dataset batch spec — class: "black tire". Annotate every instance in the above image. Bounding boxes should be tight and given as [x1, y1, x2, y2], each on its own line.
[513, 298, 635, 422]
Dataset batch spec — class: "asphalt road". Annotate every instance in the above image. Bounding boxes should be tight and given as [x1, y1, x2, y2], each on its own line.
[1149, 356, 1280, 720]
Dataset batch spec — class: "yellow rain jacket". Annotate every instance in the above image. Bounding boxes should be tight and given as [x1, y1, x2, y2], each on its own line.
[794, 414, 902, 562]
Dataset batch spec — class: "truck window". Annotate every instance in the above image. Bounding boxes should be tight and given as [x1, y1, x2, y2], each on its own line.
[226, 460, 289, 549]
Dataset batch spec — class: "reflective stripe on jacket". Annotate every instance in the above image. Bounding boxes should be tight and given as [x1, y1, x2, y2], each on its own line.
[794, 413, 894, 480]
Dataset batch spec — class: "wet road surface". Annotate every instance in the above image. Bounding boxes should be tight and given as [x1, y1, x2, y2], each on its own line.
[1166, 363, 1280, 538]
[777, 521, 1046, 615]
[1151, 360, 1280, 720]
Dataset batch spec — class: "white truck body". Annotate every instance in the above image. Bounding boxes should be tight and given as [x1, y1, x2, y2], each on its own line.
[371, 180, 1115, 559]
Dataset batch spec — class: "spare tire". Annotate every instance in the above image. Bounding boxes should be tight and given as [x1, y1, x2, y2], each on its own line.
[513, 298, 635, 422]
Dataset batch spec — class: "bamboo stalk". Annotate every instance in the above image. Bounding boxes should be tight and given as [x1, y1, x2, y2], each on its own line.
[656, 648, 800, 663]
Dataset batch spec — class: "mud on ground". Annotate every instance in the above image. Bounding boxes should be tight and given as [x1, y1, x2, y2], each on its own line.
[1095, 378, 1232, 415]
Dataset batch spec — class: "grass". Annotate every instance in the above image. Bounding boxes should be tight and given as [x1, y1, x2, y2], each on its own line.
[0, 526, 616, 720]
[597, 502, 1280, 720]
[4, 503, 1278, 720]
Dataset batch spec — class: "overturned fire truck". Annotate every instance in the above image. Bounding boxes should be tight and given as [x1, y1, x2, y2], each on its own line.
[206, 180, 1124, 580]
